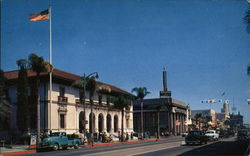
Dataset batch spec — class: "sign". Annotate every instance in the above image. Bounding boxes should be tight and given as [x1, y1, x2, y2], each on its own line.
[82, 120, 88, 125]
[30, 135, 36, 145]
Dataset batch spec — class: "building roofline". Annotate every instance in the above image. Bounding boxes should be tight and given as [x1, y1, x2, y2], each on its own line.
[4, 68, 134, 97]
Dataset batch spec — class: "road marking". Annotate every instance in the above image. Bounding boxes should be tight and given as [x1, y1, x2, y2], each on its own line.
[128, 144, 180, 156]
[83, 141, 181, 156]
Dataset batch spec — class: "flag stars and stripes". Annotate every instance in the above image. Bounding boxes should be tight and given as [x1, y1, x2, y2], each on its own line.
[29, 9, 49, 21]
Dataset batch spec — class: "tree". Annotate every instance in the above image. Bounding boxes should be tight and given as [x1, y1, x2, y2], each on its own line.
[131, 87, 150, 139]
[248, 63, 250, 75]
[113, 95, 131, 142]
[85, 76, 98, 143]
[16, 59, 29, 132]
[0, 69, 10, 130]
[148, 104, 164, 139]
[194, 113, 202, 130]
[28, 53, 50, 143]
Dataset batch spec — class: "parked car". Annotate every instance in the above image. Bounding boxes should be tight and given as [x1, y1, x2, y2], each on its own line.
[182, 133, 188, 137]
[219, 130, 229, 138]
[185, 130, 209, 145]
[39, 132, 82, 151]
[205, 130, 219, 141]
[237, 129, 250, 140]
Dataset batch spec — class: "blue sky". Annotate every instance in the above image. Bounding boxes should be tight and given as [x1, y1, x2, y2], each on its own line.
[2, 0, 250, 123]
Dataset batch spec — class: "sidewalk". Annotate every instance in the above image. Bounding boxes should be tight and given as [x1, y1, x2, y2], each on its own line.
[0, 145, 36, 156]
[0, 137, 172, 156]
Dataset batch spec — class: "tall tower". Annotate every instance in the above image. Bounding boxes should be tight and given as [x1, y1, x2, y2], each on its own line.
[163, 67, 168, 92]
[160, 68, 171, 99]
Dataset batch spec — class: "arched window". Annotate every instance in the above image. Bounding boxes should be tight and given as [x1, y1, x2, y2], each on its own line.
[98, 113, 104, 132]
[89, 112, 95, 133]
[114, 115, 118, 132]
[106, 114, 112, 133]
[79, 111, 85, 133]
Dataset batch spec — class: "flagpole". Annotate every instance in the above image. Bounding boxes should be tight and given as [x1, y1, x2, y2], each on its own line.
[49, 6, 53, 132]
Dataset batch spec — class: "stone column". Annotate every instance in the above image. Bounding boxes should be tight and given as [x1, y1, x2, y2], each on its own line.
[168, 111, 171, 133]
[86, 112, 90, 132]
[103, 113, 107, 133]
[173, 113, 176, 135]
[94, 113, 98, 133]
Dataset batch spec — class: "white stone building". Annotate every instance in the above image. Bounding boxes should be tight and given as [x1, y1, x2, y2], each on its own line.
[4, 69, 134, 136]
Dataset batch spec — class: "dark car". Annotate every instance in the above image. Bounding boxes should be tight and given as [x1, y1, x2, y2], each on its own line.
[219, 130, 229, 138]
[237, 129, 249, 140]
[185, 130, 209, 145]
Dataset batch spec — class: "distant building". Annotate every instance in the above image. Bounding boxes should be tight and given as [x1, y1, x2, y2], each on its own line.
[221, 101, 230, 118]
[216, 113, 227, 122]
[229, 112, 243, 128]
[191, 109, 216, 123]
[133, 69, 189, 136]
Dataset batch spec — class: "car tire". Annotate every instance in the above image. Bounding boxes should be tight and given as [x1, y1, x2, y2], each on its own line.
[53, 144, 59, 151]
[74, 143, 79, 149]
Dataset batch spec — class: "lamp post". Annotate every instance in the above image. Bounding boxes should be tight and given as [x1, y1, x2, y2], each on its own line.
[82, 72, 98, 144]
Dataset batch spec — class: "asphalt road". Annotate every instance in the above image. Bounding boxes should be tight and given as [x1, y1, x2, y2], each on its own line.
[24, 136, 249, 156]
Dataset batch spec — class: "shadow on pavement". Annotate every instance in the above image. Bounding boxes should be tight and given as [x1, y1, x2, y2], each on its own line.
[178, 139, 250, 156]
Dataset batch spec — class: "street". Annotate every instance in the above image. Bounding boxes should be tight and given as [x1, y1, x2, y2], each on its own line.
[22, 136, 249, 156]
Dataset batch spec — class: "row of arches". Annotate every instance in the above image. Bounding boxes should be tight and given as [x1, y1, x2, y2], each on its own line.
[79, 111, 119, 133]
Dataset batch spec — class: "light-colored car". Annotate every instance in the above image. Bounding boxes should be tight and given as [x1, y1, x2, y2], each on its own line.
[205, 130, 219, 141]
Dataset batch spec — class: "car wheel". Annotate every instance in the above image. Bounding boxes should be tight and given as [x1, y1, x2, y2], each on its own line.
[74, 143, 79, 149]
[53, 144, 59, 151]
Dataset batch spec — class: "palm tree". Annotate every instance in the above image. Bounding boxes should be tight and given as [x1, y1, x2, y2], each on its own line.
[194, 113, 202, 130]
[28, 53, 49, 144]
[148, 104, 164, 139]
[0, 69, 10, 130]
[131, 87, 150, 139]
[85, 76, 98, 143]
[247, 63, 250, 75]
[113, 95, 131, 142]
[16, 59, 29, 132]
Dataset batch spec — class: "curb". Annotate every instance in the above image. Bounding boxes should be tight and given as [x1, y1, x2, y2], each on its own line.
[1, 150, 36, 156]
[0, 139, 159, 155]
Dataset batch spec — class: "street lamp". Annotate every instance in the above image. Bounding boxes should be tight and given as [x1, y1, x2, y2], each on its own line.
[82, 72, 98, 144]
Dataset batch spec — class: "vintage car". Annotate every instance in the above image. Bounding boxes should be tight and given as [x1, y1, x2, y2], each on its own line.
[185, 130, 209, 145]
[205, 130, 219, 141]
[237, 129, 250, 140]
[39, 132, 82, 151]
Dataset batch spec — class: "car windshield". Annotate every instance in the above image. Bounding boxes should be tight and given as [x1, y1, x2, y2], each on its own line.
[50, 132, 60, 136]
[188, 131, 201, 136]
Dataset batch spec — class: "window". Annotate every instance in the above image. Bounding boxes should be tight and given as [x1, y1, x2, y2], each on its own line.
[106, 96, 110, 106]
[59, 87, 65, 97]
[60, 114, 65, 129]
[98, 95, 102, 106]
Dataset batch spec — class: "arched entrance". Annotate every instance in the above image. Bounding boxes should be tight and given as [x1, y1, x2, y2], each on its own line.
[106, 114, 112, 133]
[89, 112, 95, 133]
[79, 111, 85, 133]
[114, 115, 118, 132]
[98, 113, 104, 132]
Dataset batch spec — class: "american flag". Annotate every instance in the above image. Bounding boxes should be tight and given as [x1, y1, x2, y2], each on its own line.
[30, 9, 49, 21]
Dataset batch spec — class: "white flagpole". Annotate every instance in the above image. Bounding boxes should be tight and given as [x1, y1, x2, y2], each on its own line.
[49, 6, 53, 132]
